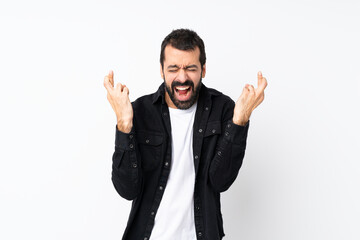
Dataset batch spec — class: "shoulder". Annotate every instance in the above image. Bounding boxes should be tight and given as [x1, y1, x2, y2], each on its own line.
[202, 85, 235, 121]
[132, 93, 156, 110]
[204, 85, 235, 105]
[132, 84, 164, 110]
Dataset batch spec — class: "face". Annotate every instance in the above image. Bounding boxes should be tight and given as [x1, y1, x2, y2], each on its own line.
[161, 45, 206, 109]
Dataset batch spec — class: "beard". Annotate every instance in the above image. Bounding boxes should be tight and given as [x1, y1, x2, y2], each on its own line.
[164, 76, 202, 110]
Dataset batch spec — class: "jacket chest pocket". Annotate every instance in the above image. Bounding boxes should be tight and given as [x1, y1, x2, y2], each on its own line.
[204, 121, 222, 137]
[137, 131, 164, 171]
[202, 121, 222, 162]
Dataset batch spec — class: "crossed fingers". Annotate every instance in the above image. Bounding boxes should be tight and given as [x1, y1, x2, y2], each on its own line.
[243, 71, 267, 110]
[103, 70, 129, 94]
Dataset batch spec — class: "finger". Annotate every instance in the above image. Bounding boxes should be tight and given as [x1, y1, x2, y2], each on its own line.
[108, 70, 114, 87]
[243, 84, 252, 93]
[256, 74, 268, 95]
[257, 71, 262, 86]
[123, 86, 130, 95]
[239, 84, 250, 100]
[258, 77, 267, 92]
[103, 76, 113, 92]
[116, 82, 123, 92]
[248, 84, 255, 95]
[253, 93, 265, 110]
[258, 73, 268, 89]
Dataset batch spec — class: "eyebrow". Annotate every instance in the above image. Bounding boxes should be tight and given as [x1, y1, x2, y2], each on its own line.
[167, 64, 199, 69]
[185, 65, 198, 69]
[167, 65, 179, 69]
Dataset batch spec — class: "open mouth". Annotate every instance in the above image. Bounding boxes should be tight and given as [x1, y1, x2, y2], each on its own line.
[174, 86, 192, 101]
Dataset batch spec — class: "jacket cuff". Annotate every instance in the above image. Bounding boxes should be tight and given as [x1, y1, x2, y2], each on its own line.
[115, 125, 135, 151]
[224, 120, 250, 145]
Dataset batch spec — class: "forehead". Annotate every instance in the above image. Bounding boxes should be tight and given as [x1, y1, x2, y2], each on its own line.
[163, 45, 201, 66]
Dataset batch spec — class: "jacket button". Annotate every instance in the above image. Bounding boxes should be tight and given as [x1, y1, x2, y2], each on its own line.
[205, 107, 209, 111]
[129, 135, 133, 139]
[132, 163, 137, 168]
[129, 144, 134, 149]
[198, 232, 202, 237]
[151, 211, 155, 216]
[217, 151, 222, 156]
[227, 123, 231, 128]
[212, 129, 216, 133]
[146, 139, 150, 144]
[199, 129, 203, 133]
[225, 131, 229, 136]
[144, 237, 148, 240]
[194, 155, 199, 160]
[165, 161, 169, 167]
[159, 186, 163, 191]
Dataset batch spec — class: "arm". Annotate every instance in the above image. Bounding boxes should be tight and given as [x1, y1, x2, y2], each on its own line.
[209, 71, 267, 192]
[111, 126, 142, 200]
[208, 106, 249, 192]
[104, 70, 142, 200]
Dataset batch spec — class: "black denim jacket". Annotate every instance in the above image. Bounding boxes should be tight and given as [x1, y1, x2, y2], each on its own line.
[112, 83, 249, 240]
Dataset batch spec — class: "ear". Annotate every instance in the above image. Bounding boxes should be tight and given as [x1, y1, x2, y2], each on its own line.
[160, 64, 164, 79]
[201, 64, 206, 78]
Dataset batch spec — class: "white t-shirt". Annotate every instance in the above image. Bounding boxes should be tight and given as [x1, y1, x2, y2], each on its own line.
[150, 103, 197, 240]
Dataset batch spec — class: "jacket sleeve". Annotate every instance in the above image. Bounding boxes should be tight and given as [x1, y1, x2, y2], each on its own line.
[208, 103, 250, 193]
[111, 125, 142, 200]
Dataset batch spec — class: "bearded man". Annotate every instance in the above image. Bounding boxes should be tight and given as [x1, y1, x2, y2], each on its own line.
[104, 28, 267, 240]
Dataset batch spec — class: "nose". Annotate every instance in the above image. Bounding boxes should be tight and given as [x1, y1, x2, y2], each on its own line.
[177, 69, 188, 83]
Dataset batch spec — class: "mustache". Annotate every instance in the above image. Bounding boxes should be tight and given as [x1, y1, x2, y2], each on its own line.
[171, 80, 194, 90]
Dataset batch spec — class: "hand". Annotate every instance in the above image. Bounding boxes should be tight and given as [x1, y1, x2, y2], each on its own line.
[233, 71, 268, 126]
[103, 70, 133, 133]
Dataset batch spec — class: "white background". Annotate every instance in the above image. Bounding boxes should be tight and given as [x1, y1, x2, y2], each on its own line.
[1, 0, 359, 239]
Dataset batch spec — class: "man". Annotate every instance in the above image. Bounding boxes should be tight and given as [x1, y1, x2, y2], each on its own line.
[104, 29, 267, 240]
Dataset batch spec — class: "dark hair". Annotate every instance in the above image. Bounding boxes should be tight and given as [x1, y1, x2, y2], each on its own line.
[160, 28, 206, 70]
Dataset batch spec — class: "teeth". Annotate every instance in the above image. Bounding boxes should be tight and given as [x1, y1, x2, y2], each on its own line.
[176, 86, 190, 90]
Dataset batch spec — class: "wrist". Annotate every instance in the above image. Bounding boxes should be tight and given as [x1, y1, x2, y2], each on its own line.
[116, 119, 133, 133]
[232, 114, 248, 126]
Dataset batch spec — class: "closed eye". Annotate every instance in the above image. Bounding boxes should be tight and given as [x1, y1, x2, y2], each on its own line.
[185, 65, 198, 72]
